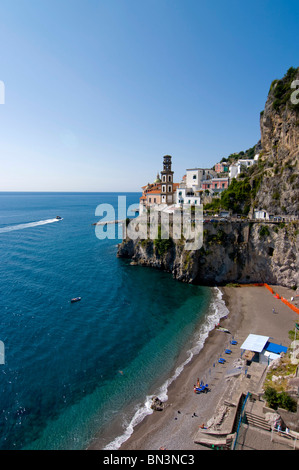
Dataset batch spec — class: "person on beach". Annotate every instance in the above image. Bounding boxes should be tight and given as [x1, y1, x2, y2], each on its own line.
[196, 378, 200, 387]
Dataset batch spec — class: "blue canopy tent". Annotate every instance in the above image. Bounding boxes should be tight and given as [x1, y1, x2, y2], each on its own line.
[264, 342, 288, 355]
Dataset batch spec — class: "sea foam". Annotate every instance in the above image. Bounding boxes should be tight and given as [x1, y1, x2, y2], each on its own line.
[104, 287, 229, 450]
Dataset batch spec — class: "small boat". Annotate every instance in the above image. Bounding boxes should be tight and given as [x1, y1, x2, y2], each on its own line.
[71, 297, 81, 303]
[56, 216, 62, 219]
[216, 326, 230, 333]
[295, 323, 299, 331]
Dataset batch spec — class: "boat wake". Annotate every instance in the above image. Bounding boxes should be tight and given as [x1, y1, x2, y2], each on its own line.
[0, 218, 62, 233]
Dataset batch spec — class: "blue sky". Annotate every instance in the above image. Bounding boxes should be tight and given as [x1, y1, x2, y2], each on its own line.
[0, 0, 298, 191]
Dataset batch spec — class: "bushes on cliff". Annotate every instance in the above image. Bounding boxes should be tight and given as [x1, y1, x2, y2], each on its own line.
[259, 225, 270, 238]
[219, 178, 252, 214]
[204, 178, 253, 215]
[264, 387, 297, 412]
[154, 237, 173, 256]
[154, 225, 174, 256]
[271, 66, 299, 112]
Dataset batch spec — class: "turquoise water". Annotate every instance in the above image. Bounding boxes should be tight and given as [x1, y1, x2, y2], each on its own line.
[0, 192, 226, 450]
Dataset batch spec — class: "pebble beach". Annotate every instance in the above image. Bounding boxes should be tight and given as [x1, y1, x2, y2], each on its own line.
[117, 285, 299, 451]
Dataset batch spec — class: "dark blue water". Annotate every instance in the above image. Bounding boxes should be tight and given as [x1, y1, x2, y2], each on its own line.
[0, 192, 226, 450]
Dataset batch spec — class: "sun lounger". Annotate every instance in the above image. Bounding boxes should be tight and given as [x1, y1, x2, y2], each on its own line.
[225, 349, 232, 354]
[230, 340, 237, 345]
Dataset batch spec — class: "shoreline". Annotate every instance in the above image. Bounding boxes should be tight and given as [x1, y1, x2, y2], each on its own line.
[110, 284, 298, 451]
[88, 286, 228, 450]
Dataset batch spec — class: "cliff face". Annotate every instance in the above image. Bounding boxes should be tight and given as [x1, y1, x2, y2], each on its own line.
[117, 68, 299, 288]
[255, 67, 299, 215]
[117, 221, 299, 288]
[260, 68, 299, 161]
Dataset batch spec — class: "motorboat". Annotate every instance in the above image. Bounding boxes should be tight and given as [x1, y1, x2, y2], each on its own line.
[71, 297, 81, 303]
[56, 216, 62, 219]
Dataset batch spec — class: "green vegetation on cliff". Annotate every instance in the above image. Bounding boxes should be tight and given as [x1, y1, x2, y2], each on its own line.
[205, 66, 299, 216]
[219, 145, 256, 166]
[270, 66, 299, 112]
[204, 177, 253, 215]
[154, 225, 174, 256]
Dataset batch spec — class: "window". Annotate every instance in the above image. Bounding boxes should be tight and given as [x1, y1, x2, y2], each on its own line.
[193, 174, 196, 179]
[168, 185, 172, 192]
[222, 183, 225, 188]
[154, 198, 156, 203]
[168, 175, 172, 182]
[149, 198, 151, 203]
[195, 200, 197, 204]
[162, 185, 166, 192]
[162, 175, 166, 182]
[179, 191, 182, 196]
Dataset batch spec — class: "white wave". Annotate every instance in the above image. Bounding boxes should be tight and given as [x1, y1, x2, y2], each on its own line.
[0, 218, 62, 233]
[104, 287, 230, 450]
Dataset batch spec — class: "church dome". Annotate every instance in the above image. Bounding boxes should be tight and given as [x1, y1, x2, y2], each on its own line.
[154, 172, 161, 183]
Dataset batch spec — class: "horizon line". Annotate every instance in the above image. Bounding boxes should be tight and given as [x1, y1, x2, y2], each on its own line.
[0, 190, 142, 193]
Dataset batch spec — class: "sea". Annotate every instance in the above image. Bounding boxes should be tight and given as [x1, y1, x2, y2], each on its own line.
[0, 192, 229, 450]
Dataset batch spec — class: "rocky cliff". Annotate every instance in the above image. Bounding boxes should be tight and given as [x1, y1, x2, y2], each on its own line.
[254, 66, 299, 215]
[203, 67, 299, 217]
[117, 221, 298, 288]
[117, 68, 299, 288]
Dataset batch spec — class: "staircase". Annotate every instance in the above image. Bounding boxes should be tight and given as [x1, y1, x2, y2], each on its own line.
[244, 410, 271, 431]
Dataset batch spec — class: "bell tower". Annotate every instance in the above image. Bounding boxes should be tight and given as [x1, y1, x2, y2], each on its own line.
[161, 155, 174, 204]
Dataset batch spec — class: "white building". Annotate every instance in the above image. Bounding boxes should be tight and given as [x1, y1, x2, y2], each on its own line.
[229, 159, 257, 179]
[253, 209, 271, 220]
[185, 168, 216, 189]
[240, 334, 288, 365]
[175, 169, 205, 207]
[176, 187, 201, 207]
[238, 159, 256, 172]
[229, 163, 238, 179]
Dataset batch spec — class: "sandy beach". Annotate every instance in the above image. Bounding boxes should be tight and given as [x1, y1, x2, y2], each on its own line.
[115, 284, 299, 451]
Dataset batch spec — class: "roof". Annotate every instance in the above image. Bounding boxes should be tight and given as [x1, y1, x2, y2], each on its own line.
[264, 342, 288, 354]
[146, 189, 161, 194]
[240, 334, 269, 353]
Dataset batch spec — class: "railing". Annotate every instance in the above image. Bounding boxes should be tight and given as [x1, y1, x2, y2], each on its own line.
[271, 427, 298, 449]
[232, 392, 251, 450]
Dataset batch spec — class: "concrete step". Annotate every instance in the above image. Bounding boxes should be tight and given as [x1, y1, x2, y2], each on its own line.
[245, 410, 271, 431]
